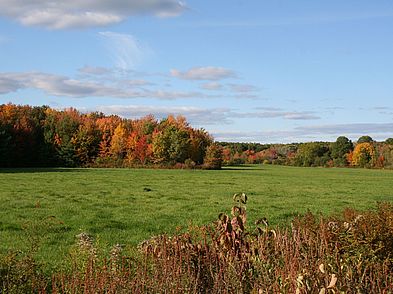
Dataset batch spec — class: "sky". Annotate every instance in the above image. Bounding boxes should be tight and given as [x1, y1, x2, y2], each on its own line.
[0, 0, 393, 143]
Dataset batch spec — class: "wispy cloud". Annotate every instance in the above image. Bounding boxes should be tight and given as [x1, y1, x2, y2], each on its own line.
[0, 75, 24, 94]
[0, 0, 186, 29]
[99, 32, 153, 71]
[236, 109, 320, 120]
[124, 79, 153, 87]
[296, 123, 393, 135]
[191, 11, 393, 29]
[20, 11, 122, 30]
[0, 71, 215, 100]
[370, 106, 393, 116]
[228, 83, 258, 93]
[211, 130, 297, 143]
[200, 82, 223, 90]
[78, 66, 112, 76]
[200, 82, 260, 94]
[171, 66, 236, 81]
[87, 104, 232, 125]
[213, 121, 393, 143]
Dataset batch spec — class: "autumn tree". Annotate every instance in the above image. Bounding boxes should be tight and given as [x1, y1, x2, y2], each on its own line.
[96, 116, 121, 159]
[126, 132, 153, 165]
[71, 118, 101, 165]
[351, 142, 376, 167]
[124, 115, 157, 165]
[385, 138, 393, 145]
[109, 123, 128, 161]
[0, 104, 53, 167]
[203, 144, 223, 169]
[189, 129, 212, 164]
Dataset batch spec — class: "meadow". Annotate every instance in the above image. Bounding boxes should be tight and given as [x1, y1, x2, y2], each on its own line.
[1, 165, 393, 270]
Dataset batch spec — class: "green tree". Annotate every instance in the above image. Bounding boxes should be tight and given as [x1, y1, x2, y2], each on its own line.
[330, 136, 353, 166]
[152, 125, 191, 164]
[0, 129, 12, 167]
[43, 108, 81, 166]
[357, 135, 373, 144]
[294, 142, 330, 167]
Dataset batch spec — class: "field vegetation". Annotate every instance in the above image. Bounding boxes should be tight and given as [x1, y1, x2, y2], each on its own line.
[1, 165, 392, 271]
[1, 192, 392, 293]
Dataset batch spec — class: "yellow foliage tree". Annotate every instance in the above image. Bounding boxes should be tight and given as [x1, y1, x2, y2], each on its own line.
[110, 123, 128, 159]
[351, 142, 376, 167]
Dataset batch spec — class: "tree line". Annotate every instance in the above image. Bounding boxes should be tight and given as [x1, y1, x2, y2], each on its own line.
[1, 103, 392, 169]
[0, 103, 222, 169]
[219, 135, 393, 168]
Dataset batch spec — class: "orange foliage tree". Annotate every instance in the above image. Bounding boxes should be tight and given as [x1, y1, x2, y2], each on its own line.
[351, 142, 376, 167]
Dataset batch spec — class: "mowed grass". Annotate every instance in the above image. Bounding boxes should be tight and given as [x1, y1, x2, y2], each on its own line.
[1, 165, 392, 270]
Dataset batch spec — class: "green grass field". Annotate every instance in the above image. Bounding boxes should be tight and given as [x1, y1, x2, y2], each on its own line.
[1, 165, 392, 270]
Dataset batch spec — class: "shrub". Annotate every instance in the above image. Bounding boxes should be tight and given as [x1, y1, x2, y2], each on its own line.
[49, 198, 393, 293]
[0, 251, 47, 293]
[184, 158, 196, 169]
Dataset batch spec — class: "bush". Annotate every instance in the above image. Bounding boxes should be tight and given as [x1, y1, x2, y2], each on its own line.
[48, 199, 393, 293]
[184, 158, 196, 169]
[0, 252, 47, 293]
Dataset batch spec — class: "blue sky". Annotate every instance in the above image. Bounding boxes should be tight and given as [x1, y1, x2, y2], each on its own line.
[0, 0, 392, 143]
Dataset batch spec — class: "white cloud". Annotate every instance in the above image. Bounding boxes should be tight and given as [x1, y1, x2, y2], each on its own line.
[0, 0, 186, 29]
[28, 72, 139, 97]
[171, 66, 236, 81]
[283, 112, 320, 120]
[255, 107, 283, 111]
[99, 32, 152, 71]
[87, 104, 232, 125]
[228, 83, 258, 93]
[0, 75, 25, 94]
[200, 82, 222, 90]
[0, 71, 213, 100]
[78, 66, 112, 75]
[232, 94, 261, 100]
[191, 11, 393, 29]
[212, 122, 393, 143]
[236, 110, 320, 120]
[124, 79, 153, 87]
[19, 10, 122, 29]
[371, 106, 393, 116]
[211, 130, 315, 143]
[296, 123, 393, 135]
[145, 90, 207, 100]
[211, 130, 275, 143]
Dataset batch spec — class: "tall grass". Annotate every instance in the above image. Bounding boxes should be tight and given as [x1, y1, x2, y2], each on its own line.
[2, 196, 392, 293]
